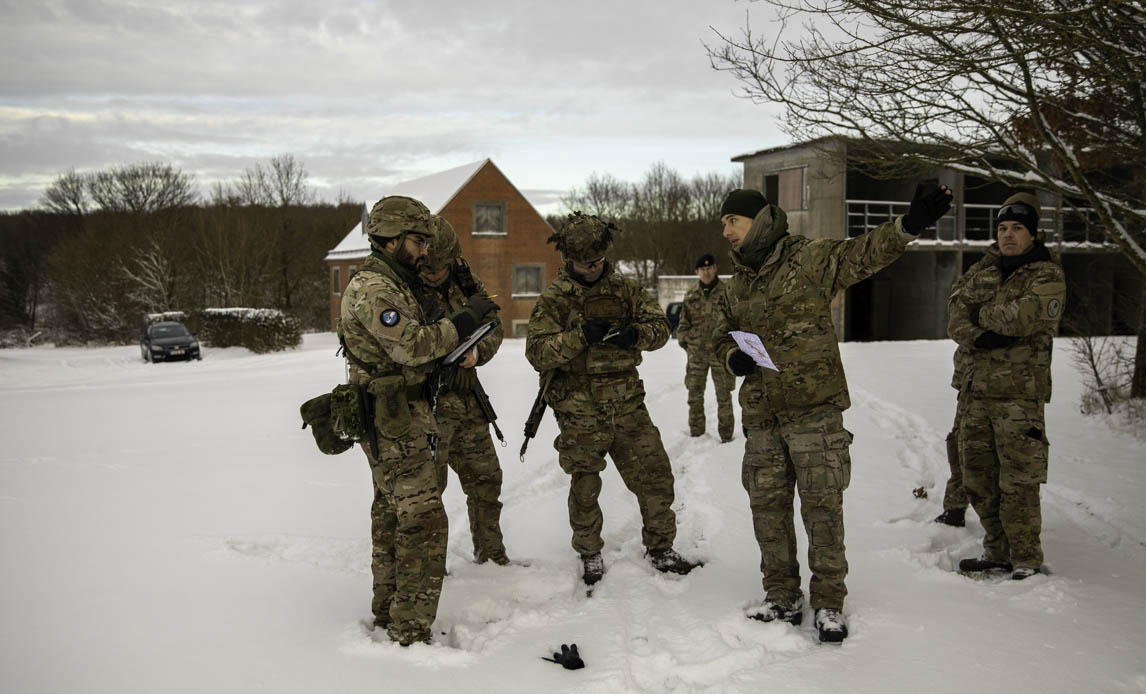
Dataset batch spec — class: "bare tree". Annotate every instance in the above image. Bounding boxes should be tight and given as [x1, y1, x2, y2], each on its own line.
[120, 237, 178, 313]
[230, 154, 315, 207]
[707, 0, 1146, 396]
[690, 170, 743, 222]
[87, 162, 198, 213]
[563, 172, 634, 220]
[41, 169, 90, 216]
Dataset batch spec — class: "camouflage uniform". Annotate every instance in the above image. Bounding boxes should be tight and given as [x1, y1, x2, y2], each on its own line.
[948, 242, 1065, 571]
[339, 197, 460, 645]
[421, 217, 508, 564]
[525, 215, 679, 558]
[940, 247, 999, 513]
[677, 278, 735, 440]
[714, 204, 916, 611]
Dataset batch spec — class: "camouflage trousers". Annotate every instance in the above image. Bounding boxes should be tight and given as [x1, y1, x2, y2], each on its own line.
[742, 406, 851, 610]
[959, 397, 1049, 570]
[434, 390, 506, 563]
[365, 420, 447, 645]
[553, 404, 678, 556]
[685, 348, 735, 439]
[940, 390, 970, 511]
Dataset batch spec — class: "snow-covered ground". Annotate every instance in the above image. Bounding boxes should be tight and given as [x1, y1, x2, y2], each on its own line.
[1, 335, 1144, 693]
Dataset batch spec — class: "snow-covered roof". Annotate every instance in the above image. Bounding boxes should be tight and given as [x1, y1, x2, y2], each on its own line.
[325, 159, 489, 262]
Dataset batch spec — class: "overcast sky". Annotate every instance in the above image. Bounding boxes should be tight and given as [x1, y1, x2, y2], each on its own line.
[0, 0, 786, 214]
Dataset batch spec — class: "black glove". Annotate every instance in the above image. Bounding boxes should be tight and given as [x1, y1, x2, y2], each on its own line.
[582, 318, 610, 344]
[603, 324, 638, 349]
[463, 293, 499, 323]
[729, 349, 756, 376]
[542, 643, 585, 670]
[901, 183, 953, 235]
[969, 305, 982, 327]
[678, 341, 688, 351]
[974, 331, 1016, 349]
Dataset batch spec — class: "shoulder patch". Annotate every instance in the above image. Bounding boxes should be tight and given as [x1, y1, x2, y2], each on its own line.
[381, 309, 400, 327]
[1046, 298, 1062, 318]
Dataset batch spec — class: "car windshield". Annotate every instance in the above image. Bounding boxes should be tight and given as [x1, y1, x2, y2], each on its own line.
[151, 324, 188, 338]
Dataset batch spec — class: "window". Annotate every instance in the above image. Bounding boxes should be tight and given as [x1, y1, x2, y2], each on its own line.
[332, 266, 341, 296]
[761, 167, 806, 210]
[512, 320, 530, 338]
[474, 201, 507, 235]
[513, 263, 545, 298]
[764, 175, 779, 206]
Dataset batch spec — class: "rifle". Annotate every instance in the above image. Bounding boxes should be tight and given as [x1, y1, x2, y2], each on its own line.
[520, 369, 555, 462]
[471, 379, 506, 446]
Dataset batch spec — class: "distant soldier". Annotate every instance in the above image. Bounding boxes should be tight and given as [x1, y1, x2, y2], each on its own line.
[676, 254, 736, 442]
[420, 215, 511, 565]
[714, 185, 952, 643]
[935, 246, 999, 528]
[339, 195, 498, 646]
[948, 193, 1065, 580]
[525, 212, 701, 586]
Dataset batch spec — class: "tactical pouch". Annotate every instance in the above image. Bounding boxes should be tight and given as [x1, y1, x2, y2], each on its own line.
[582, 293, 636, 375]
[299, 392, 355, 455]
[329, 383, 370, 442]
[367, 374, 411, 439]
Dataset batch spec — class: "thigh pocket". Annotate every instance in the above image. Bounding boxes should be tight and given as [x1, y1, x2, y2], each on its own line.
[999, 423, 1049, 489]
[791, 429, 852, 493]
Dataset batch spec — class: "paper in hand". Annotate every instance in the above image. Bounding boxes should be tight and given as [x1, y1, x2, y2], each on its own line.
[729, 331, 779, 371]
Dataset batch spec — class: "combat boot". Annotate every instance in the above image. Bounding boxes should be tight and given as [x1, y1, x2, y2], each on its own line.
[648, 548, 702, 575]
[814, 608, 848, 644]
[958, 556, 1013, 573]
[581, 552, 605, 586]
[747, 596, 804, 625]
[474, 548, 511, 566]
[1012, 567, 1040, 580]
[933, 508, 966, 527]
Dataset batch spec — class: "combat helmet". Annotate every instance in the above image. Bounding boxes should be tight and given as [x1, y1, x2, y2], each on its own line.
[365, 195, 432, 241]
[548, 211, 619, 262]
[424, 215, 461, 272]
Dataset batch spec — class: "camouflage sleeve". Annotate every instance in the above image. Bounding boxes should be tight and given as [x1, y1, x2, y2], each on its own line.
[979, 264, 1067, 337]
[676, 295, 693, 344]
[525, 288, 586, 371]
[713, 288, 740, 374]
[947, 292, 984, 348]
[629, 283, 670, 351]
[352, 278, 459, 367]
[806, 217, 914, 296]
[469, 269, 503, 366]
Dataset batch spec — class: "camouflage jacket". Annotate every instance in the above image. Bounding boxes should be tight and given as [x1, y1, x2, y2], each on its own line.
[947, 243, 1065, 402]
[949, 246, 1000, 392]
[676, 278, 726, 352]
[339, 254, 460, 430]
[714, 207, 914, 425]
[525, 263, 669, 417]
[422, 262, 504, 417]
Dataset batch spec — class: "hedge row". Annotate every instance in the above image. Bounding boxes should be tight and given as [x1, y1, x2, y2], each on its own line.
[145, 308, 302, 354]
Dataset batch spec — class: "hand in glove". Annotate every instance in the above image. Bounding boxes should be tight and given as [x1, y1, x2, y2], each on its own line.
[901, 183, 953, 235]
[542, 643, 585, 670]
[678, 340, 688, 351]
[974, 331, 1016, 349]
[603, 324, 638, 349]
[728, 349, 757, 376]
[582, 318, 611, 344]
[450, 293, 500, 340]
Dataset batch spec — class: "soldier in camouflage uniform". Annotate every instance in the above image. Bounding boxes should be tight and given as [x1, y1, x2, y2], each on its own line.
[714, 185, 952, 643]
[935, 246, 1000, 528]
[525, 212, 701, 586]
[948, 193, 1065, 580]
[338, 195, 498, 645]
[676, 254, 736, 442]
[420, 215, 510, 565]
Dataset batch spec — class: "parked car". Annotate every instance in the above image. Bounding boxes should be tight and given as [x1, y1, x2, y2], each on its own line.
[665, 301, 683, 337]
[141, 321, 201, 362]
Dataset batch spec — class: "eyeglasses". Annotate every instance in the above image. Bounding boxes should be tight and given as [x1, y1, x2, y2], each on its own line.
[406, 234, 431, 250]
[996, 203, 1035, 218]
[576, 257, 606, 269]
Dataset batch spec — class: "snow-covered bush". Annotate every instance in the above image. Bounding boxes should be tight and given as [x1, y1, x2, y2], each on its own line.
[196, 307, 302, 353]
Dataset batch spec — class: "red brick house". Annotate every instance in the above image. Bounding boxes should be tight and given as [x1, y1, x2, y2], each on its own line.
[325, 159, 558, 337]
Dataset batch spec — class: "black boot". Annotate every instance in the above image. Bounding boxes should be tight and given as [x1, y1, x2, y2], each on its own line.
[958, 556, 1013, 573]
[814, 608, 849, 644]
[581, 552, 605, 585]
[648, 548, 702, 575]
[934, 508, 966, 527]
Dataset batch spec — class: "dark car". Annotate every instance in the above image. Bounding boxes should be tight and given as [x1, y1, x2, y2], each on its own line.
[665, 301, 683, 337]
[141, 321, 201, 362]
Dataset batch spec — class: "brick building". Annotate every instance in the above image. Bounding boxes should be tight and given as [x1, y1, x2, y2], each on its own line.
[325, 159, 558, 337]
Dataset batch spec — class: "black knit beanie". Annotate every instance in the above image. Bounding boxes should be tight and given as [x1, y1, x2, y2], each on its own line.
[720, 189, 768, 220]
